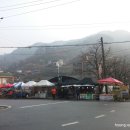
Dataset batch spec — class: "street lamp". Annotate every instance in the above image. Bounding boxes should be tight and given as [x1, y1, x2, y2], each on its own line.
[56, 59, 63, 85]
[56, 62, 60, 78]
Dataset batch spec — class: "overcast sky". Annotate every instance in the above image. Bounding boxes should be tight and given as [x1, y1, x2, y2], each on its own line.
[0, 0, 130, 54]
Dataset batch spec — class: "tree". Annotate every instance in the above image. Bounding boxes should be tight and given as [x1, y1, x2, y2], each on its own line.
[72, 41, 130, 85]
[78, 43, 110, 79]
[106, 56, 130, 84]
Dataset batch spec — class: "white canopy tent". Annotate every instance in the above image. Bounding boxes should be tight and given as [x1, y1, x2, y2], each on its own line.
[32, 80, 55, 98]
[34, 80, 54, 87]
[23, 81, 37, 88]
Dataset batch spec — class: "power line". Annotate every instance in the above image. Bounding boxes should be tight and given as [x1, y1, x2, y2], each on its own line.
[1, 47, 130, 56]
[103, 41, 130, 45]
[0, 46, 31, 48]
[0, 46, 82, 56]
[8, 48, 130, 56]
[1, 0, 80, 19]
[0, 0, 50, 8]
[0, 43, 97, 48]
[6, 49, 73, 56]
[0, 0, 62, 11]
[4, 45, 130, 55]
[32, 43, 97, 47]
[0, 40, 130, 49]
[108, 41, 130, 44]
[1, 41, 130, 56]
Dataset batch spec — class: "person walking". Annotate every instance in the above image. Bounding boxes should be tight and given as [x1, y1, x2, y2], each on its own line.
[51, 87, 57, 100]
[76, 87, 80, 100]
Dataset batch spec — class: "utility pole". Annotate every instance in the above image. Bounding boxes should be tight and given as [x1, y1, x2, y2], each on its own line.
[100, 37, 108, 94]
[81, 62, 84, 79]
[100, 37, 106, 78]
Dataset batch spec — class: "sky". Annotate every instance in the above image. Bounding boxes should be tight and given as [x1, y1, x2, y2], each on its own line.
[0, 0, 130, 54]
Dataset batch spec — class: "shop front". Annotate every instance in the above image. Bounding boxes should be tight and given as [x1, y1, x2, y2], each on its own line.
[79, 85, 95, 100]
[98, 77, 129, 101]
[61, 84, 96, 100]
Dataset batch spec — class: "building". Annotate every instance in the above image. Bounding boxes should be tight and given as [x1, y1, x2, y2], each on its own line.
[0, 76, 14, 84]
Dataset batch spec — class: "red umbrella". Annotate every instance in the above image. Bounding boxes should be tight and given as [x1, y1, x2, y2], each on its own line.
[0, 84, 5, 88]
[98, 77, 123, 85]
[3, 84, 14, 88]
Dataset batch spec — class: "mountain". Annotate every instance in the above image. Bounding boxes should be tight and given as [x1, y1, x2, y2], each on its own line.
[0, 30, 130, 80]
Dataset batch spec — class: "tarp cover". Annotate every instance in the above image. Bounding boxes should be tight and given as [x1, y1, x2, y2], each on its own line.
[23, 81, 37, 88]
[98, 77, 123, 85]
[5, 83, 14, 88]
[0, 84, 14, 88]
[34, 80, 54, 87]
[0, 84, 5, 88]
[14, 82, 25, 89]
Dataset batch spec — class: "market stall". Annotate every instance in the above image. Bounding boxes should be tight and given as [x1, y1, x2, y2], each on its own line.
[23, 81, 36, 96]
[14, 82, 25, 89]
[61, 84, 96, 100]
[98, 77, 128, 101]
[13, 82, 32, 98]
[78, 85, 95, 100]
[112, 85, 129, 101]
[23, 81, 36, 89]
[33, 80, 55, 98]
[0, 83, 14, 98]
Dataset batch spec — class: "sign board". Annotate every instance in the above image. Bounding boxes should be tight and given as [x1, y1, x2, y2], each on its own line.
[99, 94, 114, 101]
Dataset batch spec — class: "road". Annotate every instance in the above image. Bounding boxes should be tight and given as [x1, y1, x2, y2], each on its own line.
[0, 99, 130, 130]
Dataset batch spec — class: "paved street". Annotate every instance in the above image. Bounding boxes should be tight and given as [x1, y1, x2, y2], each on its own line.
[0, 99, 130, 130]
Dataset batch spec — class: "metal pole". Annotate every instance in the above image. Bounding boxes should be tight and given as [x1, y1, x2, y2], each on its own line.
[81, 62, 83, 79]
[100, 37, 106, 78]
[57, 65, 59, 78]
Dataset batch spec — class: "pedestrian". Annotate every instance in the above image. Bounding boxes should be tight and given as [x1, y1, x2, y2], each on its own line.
[51, 87, 57, 100]
[76, 87, 80, 100]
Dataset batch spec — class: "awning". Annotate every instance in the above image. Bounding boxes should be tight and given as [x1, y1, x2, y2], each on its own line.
[98, 77, 123, 85]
